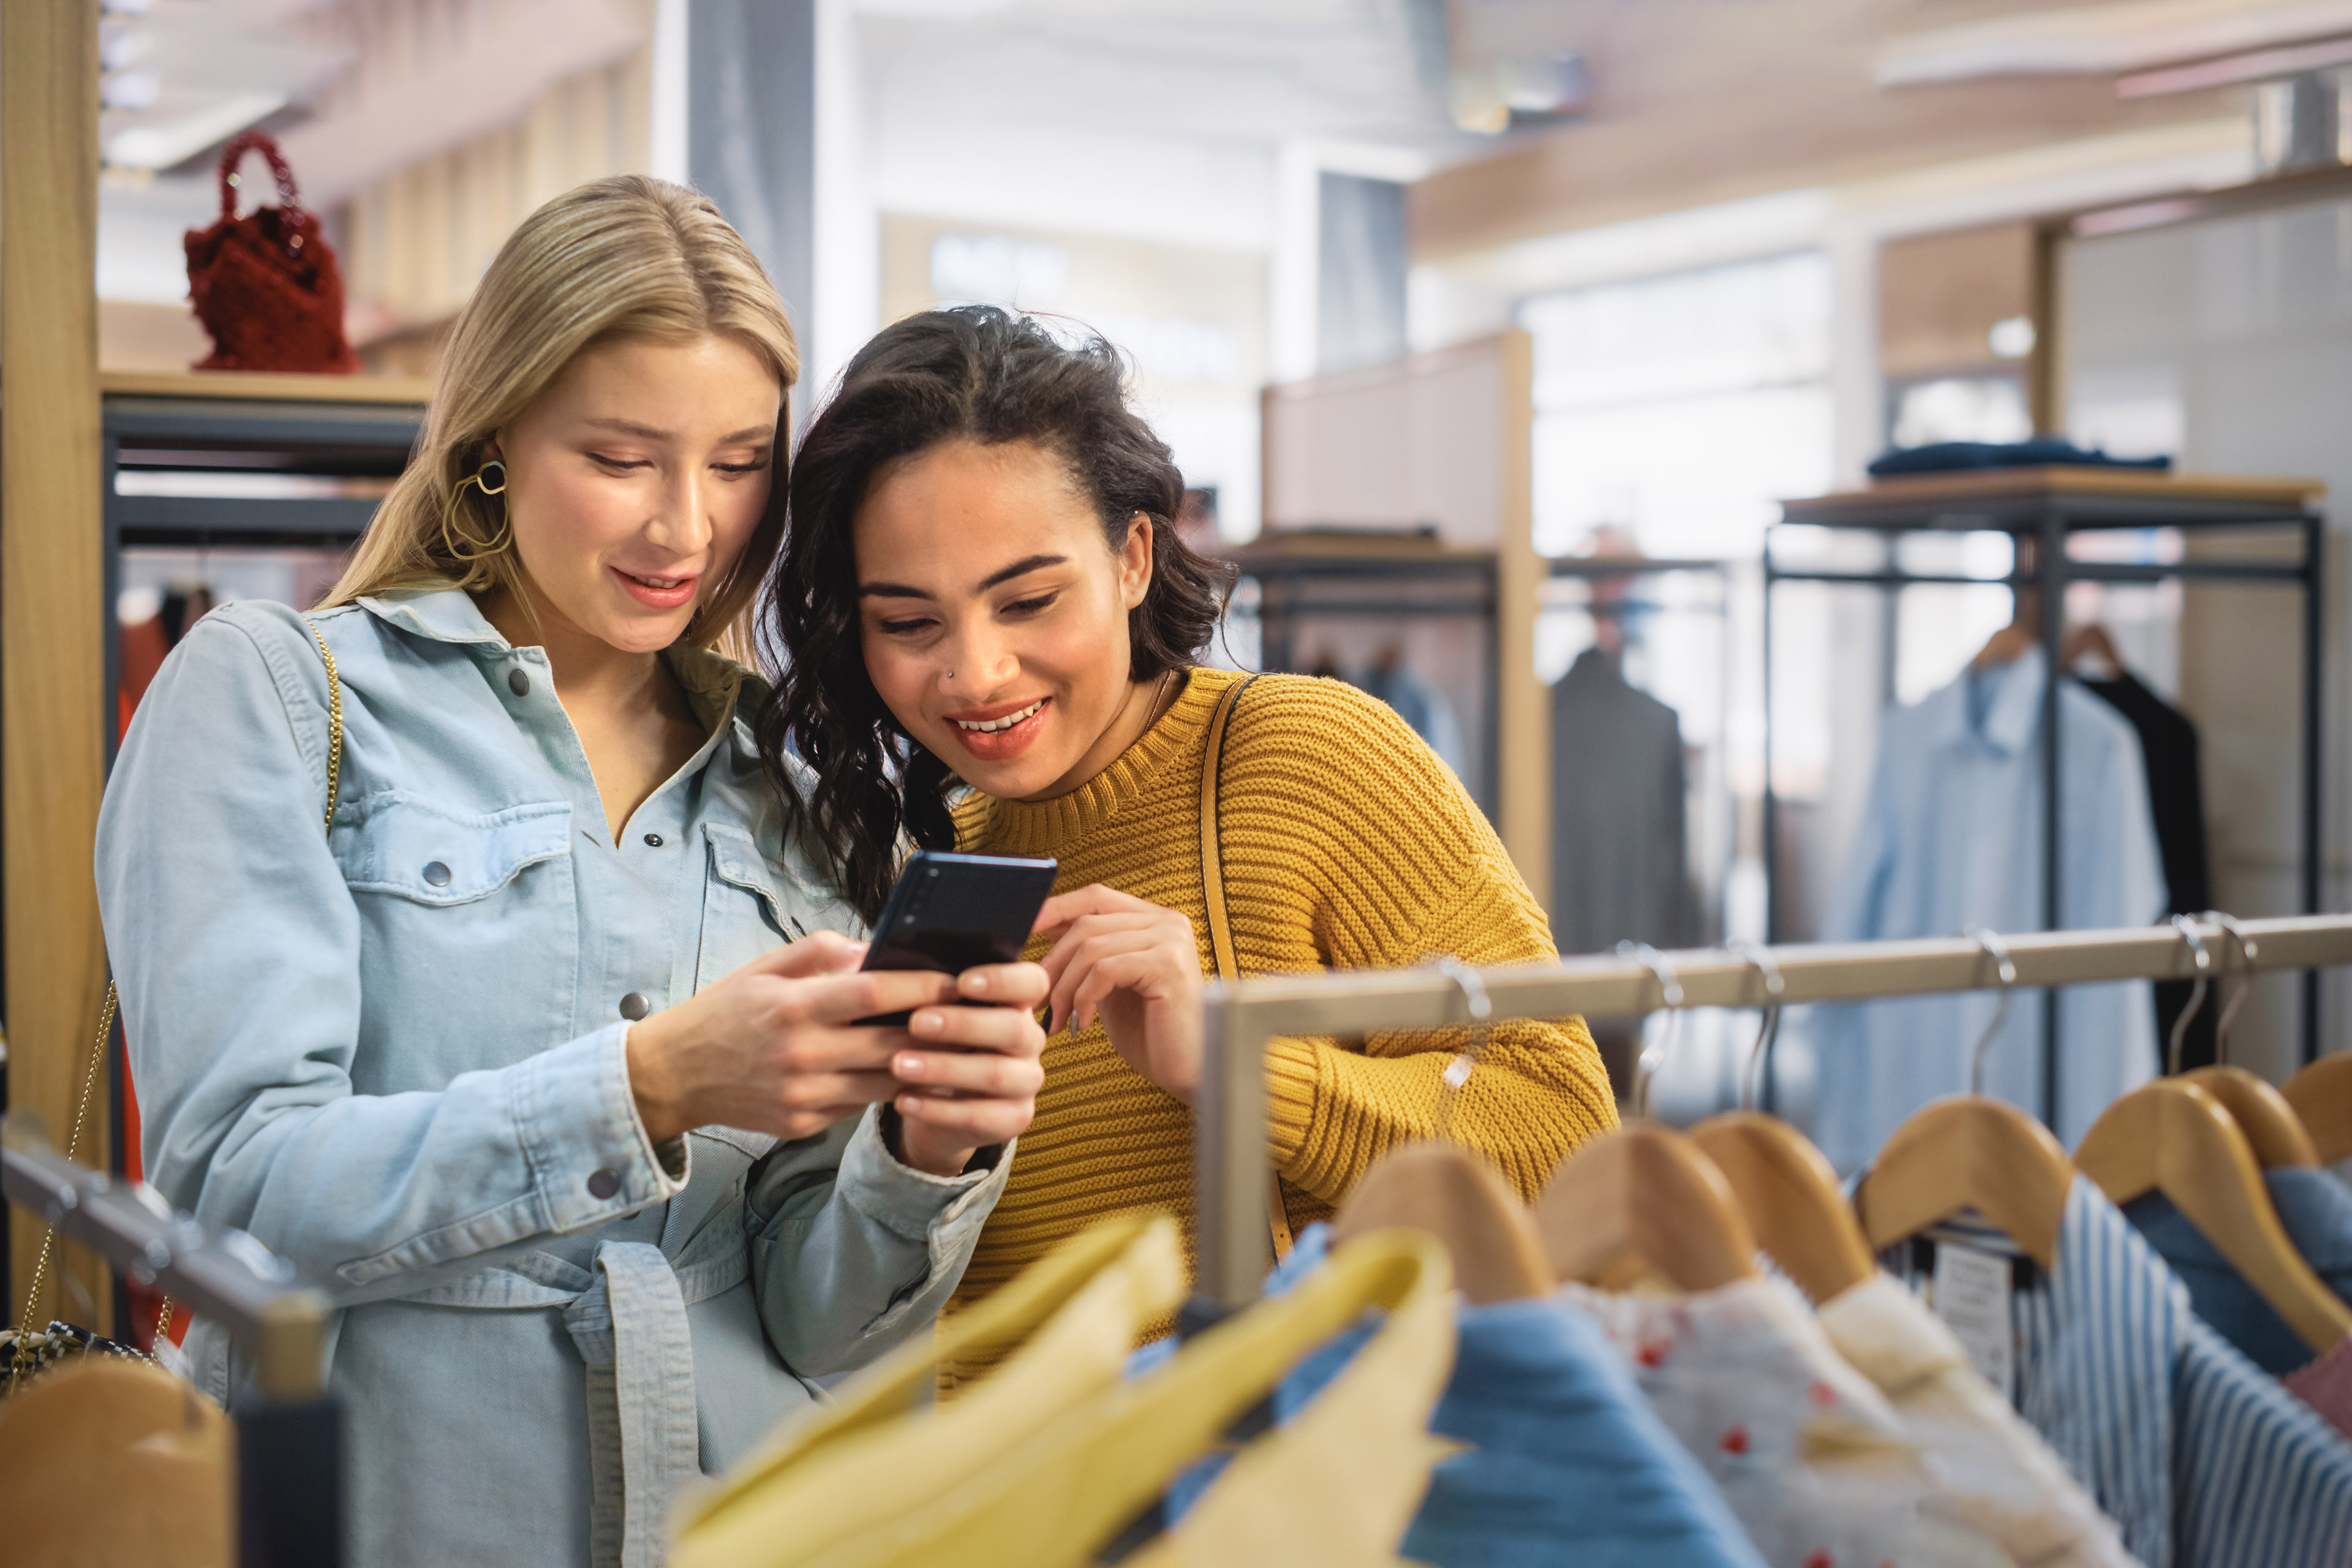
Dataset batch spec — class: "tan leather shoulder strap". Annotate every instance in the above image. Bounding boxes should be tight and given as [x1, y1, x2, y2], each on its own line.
[1197, 673, 1255, 985]
[1195, 673, 1292, 1257]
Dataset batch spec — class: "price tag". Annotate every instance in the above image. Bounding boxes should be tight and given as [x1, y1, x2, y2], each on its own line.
[1931, 1239, 2015, 1402]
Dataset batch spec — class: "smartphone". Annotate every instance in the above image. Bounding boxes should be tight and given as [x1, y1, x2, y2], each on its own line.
[855, 850, 1059, 1026]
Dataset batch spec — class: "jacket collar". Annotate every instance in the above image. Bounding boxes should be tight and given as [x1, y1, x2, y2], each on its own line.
[359, 586, 764, 744]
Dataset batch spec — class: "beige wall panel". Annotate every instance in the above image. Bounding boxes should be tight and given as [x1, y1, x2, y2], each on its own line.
[4, 0, 113, 1332]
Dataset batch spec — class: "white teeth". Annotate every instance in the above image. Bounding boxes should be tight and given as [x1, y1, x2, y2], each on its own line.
[954, 699, 1042, 733]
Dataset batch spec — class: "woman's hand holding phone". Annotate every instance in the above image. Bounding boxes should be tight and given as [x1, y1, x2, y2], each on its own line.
[623, 929, 1048, 1177]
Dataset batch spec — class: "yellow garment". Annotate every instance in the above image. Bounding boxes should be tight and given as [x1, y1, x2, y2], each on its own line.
[1125, 1242, 1458, 1568]
[949, 666, 1616, 1361]
[675, 1223, 1456, 1568]
[673, 1213, 1185, 1567]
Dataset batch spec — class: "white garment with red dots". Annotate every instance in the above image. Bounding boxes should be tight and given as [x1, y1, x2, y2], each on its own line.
[1558, 1276, 2014, 1568]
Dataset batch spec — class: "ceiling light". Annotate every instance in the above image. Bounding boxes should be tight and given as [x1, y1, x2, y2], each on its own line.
[105, 92, 287, 172]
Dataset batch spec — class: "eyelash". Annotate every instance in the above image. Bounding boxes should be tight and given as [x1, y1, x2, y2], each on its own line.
[874, 592, 1058, 638]
[587, 454, 771, 475]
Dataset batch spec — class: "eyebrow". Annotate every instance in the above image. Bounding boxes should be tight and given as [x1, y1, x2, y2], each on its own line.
[859, 553, 1069, 600]
[582, 417, 774, 444]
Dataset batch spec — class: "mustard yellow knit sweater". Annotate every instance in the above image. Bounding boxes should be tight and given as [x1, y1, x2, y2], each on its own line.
[946, 666, 1618, 1335]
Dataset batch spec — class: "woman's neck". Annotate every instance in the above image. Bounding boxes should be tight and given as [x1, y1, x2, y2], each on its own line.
[1016, 669, 1182, 803]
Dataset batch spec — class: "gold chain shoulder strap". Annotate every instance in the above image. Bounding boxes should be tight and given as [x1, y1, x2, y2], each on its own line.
[1196, 673, 1293, 1257]
[16, 616, 345, 1365]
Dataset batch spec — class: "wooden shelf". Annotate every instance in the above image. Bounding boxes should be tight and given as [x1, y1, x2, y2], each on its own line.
[1782, 466, 2326, 529]
[99, 368, 433, 405]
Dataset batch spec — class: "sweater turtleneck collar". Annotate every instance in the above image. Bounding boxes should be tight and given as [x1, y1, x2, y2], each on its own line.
[961, 666, 1234, 858]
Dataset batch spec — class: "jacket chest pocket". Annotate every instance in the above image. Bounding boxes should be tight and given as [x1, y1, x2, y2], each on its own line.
[334, 793, 574, 905]
[695, 823, 855, 990]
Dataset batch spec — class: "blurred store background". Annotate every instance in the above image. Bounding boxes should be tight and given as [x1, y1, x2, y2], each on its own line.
[25, 0, 2352, 1131]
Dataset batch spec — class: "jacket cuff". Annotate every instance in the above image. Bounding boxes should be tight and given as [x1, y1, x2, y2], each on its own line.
[1264, 1035, 1320, 1170]
[510, 1020, 690, 1234]
[835, 1103, 1008, 1242]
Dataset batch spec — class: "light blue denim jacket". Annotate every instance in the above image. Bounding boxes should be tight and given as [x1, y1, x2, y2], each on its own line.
[96, 588, 1010, 1568]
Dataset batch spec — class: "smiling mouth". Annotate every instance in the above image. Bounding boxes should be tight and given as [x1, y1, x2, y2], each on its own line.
[620, 570, 692, 590]
[952, 698, 1044, 733]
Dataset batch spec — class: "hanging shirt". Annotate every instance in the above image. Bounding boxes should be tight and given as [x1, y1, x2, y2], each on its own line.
[2076, 672, 2214, 1071]
[2121, 1167, 2352, 1377]
[1549, 646, 1702, 955]
[1559, 1275, 2013, 1567]
[1879, 1177, 2352, 1568]
[1809, 645, 2166, 1169]
[1133, 1224, 1766, 1568]
[1817, 1273, 2135, 1567]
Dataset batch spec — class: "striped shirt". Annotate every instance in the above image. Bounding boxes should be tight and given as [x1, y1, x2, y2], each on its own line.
[1883, 1177, 2352, 1568]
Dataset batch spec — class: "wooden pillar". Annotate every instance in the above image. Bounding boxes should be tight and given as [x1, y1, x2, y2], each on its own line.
[3, 0, 111, 1333]
[1494, 329, 1550, 908]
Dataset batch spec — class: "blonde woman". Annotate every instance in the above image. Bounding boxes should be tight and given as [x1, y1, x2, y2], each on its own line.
[96, 178, 1047, 1568]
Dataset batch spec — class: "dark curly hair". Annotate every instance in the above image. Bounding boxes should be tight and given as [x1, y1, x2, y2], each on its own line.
[757, 306, 1236, 924]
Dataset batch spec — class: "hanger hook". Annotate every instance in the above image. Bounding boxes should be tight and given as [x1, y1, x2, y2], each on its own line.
[1617, 940, 1684, 1120]
[1429, 956, 1491, 1144]
[1964, 925, 2017, 1097]
[2168, 914, 2213, 1077]
[1728, 939, 1785, 1112]
[2196, 911, 2258, 1069]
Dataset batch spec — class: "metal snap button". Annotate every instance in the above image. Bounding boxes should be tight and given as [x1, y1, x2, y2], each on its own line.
[423, 861, 452, 888]
[643, 832, 663, 847]
[586, 1169, 620, 1200]
[508, 668, 530, 696]
[619, 992, 650, 1021]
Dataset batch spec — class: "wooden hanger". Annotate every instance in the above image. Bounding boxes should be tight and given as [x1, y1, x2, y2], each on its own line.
[2283, 1055, 2352, 1166]
[1853, 1096, 2073, 1270]
[2076, 1079, 2352, 1356]
[1689, 1112, 1875, 1303]
[2184, 1066, 2320, 1169]
[1332, 1142, 1551, 1305]
[2060, 621, 2125, 679]
[1533, 1126, 1758, 1292]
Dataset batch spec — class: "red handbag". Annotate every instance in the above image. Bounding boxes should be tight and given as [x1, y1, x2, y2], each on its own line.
[183, 130, 360, 374]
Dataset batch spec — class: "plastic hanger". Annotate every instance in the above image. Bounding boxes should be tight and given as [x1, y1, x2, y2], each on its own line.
[2180, 914, 2319, 1169]
[1332, 1144, 1550, 1305]
[1852, 928, 2074, 1270]
[1686, 944, 1874, 1304]
[2076, 1079, 2352, 1356]
[1534, 944, 1759, 1292]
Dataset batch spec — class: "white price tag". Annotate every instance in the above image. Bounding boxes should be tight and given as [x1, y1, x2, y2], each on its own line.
[1931, 1239, 2015, 1403]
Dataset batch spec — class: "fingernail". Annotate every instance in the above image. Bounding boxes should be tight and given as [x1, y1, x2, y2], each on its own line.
[913, 1011, 942, 1035]
[895, 1054, 922, 1079]
[966, 971, 989, 995]
[897, 1095, 921, 1116]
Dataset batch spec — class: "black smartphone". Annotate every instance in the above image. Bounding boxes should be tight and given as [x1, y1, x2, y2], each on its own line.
[855, 850, 1059, 1026]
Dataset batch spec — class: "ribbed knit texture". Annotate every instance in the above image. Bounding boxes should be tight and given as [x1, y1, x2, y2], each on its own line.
[941, 666, 1618, 1379]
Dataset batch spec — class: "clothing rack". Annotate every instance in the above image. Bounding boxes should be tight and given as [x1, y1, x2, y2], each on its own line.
[2, 1111, 342, 1567]
[1192, 911, 2352, 1310]
[1761, 469, 2328, 1125]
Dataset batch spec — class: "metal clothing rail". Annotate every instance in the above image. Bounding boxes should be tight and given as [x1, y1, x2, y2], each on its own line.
[1193, 912, 2352, 1309]
[4, 1113, 342, 1567]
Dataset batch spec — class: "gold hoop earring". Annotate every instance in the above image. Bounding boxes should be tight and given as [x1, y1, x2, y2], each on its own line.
[440, 459, 512, 562]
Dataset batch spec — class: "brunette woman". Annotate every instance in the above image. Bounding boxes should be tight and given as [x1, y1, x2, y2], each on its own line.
[763, 306, 1616, 1372]
[97, 183, 1046, 1567]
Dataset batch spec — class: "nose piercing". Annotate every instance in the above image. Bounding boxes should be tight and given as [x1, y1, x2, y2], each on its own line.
[946, 670, 955, 679]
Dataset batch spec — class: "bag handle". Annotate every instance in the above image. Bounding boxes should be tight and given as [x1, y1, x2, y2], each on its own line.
[216, 129, 304, 225]
[15, 619, 344, 1368]
[1196, 674, 1293, 1258]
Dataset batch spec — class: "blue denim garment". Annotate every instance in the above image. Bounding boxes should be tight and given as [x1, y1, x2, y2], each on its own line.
[97, 589, 1011, 1568]
[2124, 1166, 2352, 1376]
[1133, 1224, 1762, 1568]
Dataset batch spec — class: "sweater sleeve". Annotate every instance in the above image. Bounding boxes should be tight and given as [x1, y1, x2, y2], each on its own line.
[1264, 851, 1619, 1201]
[1226, 678, 1620, 1203]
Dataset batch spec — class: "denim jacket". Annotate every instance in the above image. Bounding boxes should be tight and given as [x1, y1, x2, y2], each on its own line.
[96, 588, 1010, 1568]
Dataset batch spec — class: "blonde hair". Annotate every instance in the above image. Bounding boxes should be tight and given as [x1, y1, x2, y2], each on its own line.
[321, 175, 799, 649]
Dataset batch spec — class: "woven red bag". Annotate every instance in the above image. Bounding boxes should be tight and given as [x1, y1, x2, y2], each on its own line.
[183, 130, 360, 374]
